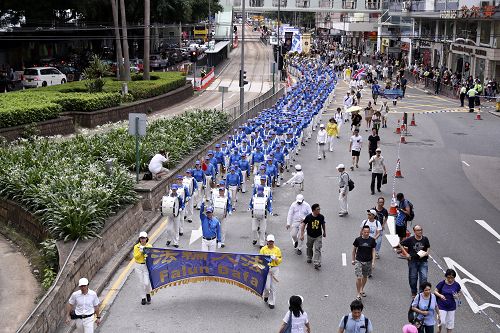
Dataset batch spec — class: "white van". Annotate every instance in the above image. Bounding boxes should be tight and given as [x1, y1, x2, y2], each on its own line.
[22, 67, 67, 88]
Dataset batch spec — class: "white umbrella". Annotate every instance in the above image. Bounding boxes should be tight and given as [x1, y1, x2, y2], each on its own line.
[346, 106, 363, 113]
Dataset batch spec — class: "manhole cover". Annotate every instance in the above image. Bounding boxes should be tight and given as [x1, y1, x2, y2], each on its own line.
[452, 132, 467, 136]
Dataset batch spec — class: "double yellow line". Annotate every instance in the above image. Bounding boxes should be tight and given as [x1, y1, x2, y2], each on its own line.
[99, 217, 167, 311]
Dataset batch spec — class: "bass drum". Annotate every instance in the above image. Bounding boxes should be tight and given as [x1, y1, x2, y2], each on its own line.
[213, 196, 227, 220]
[252, 196, 267, 219]
[161, 196, 179, 217]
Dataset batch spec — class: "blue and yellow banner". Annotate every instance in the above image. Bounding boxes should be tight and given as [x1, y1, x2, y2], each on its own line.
[145, 248, 271, 296]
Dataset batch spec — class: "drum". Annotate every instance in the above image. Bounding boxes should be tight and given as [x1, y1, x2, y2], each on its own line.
[213, 196, 227, 219]
[252, 196, 267, 219]
[161, 196, 179, 217]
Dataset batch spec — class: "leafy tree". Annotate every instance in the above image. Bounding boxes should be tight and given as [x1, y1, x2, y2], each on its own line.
[82, 55, 110, 92]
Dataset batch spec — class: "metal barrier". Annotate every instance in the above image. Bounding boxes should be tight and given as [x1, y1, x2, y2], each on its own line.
[225, 86, 285, 122]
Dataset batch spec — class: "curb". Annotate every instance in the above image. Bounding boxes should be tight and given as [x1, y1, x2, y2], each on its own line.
[488, 110, 500, 118]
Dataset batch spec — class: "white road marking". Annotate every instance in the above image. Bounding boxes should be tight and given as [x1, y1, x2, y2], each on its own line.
[462, 161, 471, 167]
[443, 257, 500, 314]
[475, 220, 500, 244]
[342, 253, 347, 266]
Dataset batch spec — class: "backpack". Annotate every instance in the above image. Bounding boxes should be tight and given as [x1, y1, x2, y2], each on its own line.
[407, 200, 415, 221]
[343, 315, 369, 331]
[363, 219, 380, 230]
[346, 173, 355, 191]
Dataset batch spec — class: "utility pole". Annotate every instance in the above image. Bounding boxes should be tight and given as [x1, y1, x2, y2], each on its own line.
[208, 0, 211, 41]
[239, 0, 245, 115]
[277, 0, 281, 81]
[143, 0, 151, 80]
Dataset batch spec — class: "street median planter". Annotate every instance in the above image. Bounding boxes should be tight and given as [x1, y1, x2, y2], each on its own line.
[62, 83, 193, 128]
[0, 116, 75, 142]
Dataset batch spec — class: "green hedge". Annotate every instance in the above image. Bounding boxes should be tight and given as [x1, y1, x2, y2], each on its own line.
[0, 109, 229, 241]
[0, 72, 186, 128]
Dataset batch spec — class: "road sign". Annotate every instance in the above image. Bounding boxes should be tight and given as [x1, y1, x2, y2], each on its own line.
[128, 113, 147, 137]
[218, 86, 229, 93]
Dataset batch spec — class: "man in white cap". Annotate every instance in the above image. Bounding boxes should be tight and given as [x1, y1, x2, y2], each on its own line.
[283, 164, 304, 195]
[259, 234, 282, 309]
[286, 194, 312, 255]
[66, 277, 101, 332]
[337, 164, 350, 217]
[133, 231, 152, 305]
[316, 124, 327, 160]
[360, 210, 382, 264]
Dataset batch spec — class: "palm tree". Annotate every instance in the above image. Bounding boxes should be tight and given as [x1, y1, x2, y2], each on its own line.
[110, 0, 125, 80]
[119, 0, 131, 81]
[143, 0, 151, 80]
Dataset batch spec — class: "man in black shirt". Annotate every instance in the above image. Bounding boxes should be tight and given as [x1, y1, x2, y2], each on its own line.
[399, 225, 431, 297]
[352, 226, 376, 300]
[373, 197, 388, 258]
[367, 128, 380, 171]
[300, 203, 326, 270]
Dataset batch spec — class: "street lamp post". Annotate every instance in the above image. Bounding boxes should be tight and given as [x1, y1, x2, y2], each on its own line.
[239, 0, 246, 115]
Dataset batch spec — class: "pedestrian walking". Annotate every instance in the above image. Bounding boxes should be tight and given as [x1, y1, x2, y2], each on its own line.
[260, 234, 282, 309]
[368, 148, 386, 195]
[316, 124, 327, 160]
[352, 225, 376, 300]
[372, 81, 380, 105]
[349, 128, 363, 170]
[326, 118, 339, 151]
[66, 278, 101, 333]
[467, 86, 477, 112]
[411, 282, 440, 333]
[364, 102, 374, 131]
[283, 164, 304, 194]
[338, 299, 373, 333]
[395, 192, 412, 242]
[459, 85, 466, 107]
[434, 269, 461, 333]
[379, 101, 389, 128]
[373, 197, 388, 258]
[286, 194, 312, 255]
[199, 203, 222, 251]
[337, 164, 350, 217]
[133, 231, 152, 305]
[279, 295, 311, 333]
[249, 185, 272, 248]
[334, 107, 344, 130]
[300, 203, 326, 269]
[399, 225, 431, 297]
[367, 128, 380, 172]
[351, 112, 362, 131]
[371, 111, 381, 132]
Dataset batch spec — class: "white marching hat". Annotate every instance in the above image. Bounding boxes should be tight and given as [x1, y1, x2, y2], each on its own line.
[78, 278, 89, 286]
[295, 164, 302, 171]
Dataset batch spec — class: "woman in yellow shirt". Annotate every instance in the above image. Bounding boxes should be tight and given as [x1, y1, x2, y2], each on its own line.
[260, 234, 282, 309]
[133, 231, 153, 305]
[326, 118, 339, 152]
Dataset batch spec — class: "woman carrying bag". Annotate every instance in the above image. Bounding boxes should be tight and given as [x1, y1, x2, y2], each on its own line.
[411, 282, 440, 333]
[279, 295, 311, 333]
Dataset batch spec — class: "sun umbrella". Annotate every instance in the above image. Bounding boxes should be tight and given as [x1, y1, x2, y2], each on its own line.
[346, 106, 363, 113]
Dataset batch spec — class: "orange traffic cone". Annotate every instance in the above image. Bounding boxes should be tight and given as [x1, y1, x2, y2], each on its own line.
[410, 113, 416, 126]
[389, 193, 398, 216]
[401, 123, 406, 133]
[395, 119, 401, 134]
[400, 134, 407, 144]
[476, 109, 482, 120]
[395, 159, 404, 178]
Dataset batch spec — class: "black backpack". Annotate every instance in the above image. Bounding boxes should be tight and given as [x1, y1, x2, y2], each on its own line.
[406, 200, 415, 221]
[347, 173, 355, 191]
[343, 315, 369, 331]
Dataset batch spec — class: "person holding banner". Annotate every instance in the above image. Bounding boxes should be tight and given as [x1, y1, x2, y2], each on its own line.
[133, 231, 152, 305]
[260, 234, 282, 309]
[199, 202, 222, 251]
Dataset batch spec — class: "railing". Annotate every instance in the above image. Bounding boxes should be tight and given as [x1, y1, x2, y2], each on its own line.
[225, 86, 286, 124]
[342, 0, 357, 9]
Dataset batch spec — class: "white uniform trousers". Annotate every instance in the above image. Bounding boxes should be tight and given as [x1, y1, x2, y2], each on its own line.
[195, 181, 204, 208]
[220, 216, 227, 244]
[241, 172, 247, 193]
[229, 185, 238, 207]
[75, 316, 95, 333]
[202, 237, 217, 252]
[179, 207, 185, 233]
[134, 262, 152, 297]
[205, 176, 213, 201]
[185, 197, 194, 222]
[289, 221, 304, 250]
[166, 215, 180, 245]
[339, 188, 349, 214]
[327, 135, 335, 151]
[317, 143, 326, 158]
[263, 266, 279, 306]
[252, 217, 267, 246]
[253, 162, 261, 175]
[290, 182, 304, 195]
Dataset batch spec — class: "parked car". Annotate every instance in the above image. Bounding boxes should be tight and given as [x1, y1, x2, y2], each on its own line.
[22, 67, 67, 88]
[149, 54, 168, 69]
[56, 65, 81, 82]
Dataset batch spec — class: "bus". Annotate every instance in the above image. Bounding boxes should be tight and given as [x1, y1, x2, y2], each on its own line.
[194, 24, 209, 42]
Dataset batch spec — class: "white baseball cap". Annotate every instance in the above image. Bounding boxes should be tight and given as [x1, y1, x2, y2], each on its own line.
[139, 231, 148, 238]
[296, 194, 304, 203]
[266, 234, 275, 242]
[367, 209, 377, 216]
[295, 164, 302, 171]
[336, 164, 345, 170]
[78, 278, 89, 286]
[319, 124, 325, 128]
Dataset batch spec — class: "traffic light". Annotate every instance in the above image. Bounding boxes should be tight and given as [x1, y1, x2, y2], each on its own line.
[239, 70, 248, 87]
[190, 51, 197, 63]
